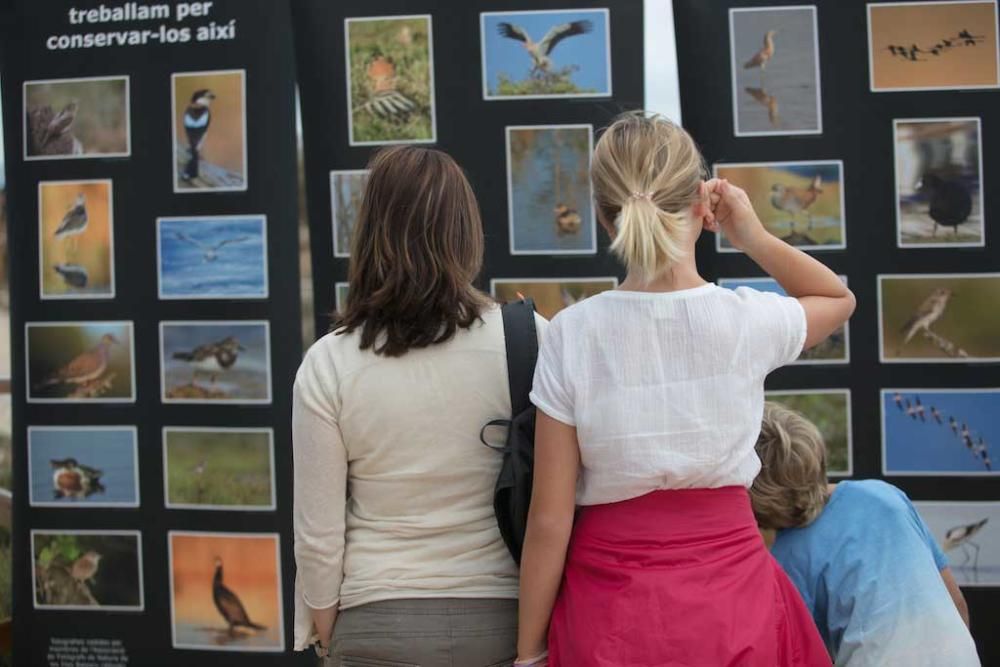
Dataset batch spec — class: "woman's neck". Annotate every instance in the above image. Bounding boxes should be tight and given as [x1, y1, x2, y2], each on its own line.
[618, 257, 707, 293]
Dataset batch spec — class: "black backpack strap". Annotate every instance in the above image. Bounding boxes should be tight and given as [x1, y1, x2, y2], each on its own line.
[501, 299, 539, 416]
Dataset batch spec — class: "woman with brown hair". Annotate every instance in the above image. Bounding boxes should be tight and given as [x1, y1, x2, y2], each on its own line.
[292, 146, 540, 665]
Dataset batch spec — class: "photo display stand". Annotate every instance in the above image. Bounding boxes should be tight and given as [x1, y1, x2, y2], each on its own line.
[674, 1, 1000, 661]
[0, 1, 303, 664]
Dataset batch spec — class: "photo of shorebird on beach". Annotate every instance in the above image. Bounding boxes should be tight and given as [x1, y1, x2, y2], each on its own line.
[32, 530, 143, 611]
[894, 118, 983, 247]
[491, 278, 617, 320]
[28, 426, 139, 508]
[24, 76, 130, 160]
[879, 273, 1000, 363]
[38, 180, 114, 299]
[868, 1, 1000, 91]
[169, 531, 284, 652]
[714, 161, 845, 251]
[160, 321, 271, 404]
[729, 6, 822, 136]
[480, 8, 612, 100]
[26, 321, 135, 403]
[914, 501, 1000, 586]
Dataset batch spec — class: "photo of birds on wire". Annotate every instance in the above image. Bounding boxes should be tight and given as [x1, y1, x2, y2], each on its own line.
[481, 9, 612, 100]
[714, 161, 845, 251]
[24, 76, 129, 159]
[879, 274, 1000, 362]
[507, 125, 595, 255]
[894, 118, 983, 247]
[158, 216, 267, 299]
[729, 6, 822, 136]
[172, 70, 247, 192]
[164, 428, 275, 511]
[28, 427, 138, 508]
[914, 501, 1000, 586]
[32, 530, 143, 611]
[160, 321, 271, 404]
[765, 390, 852, 476]
[491, 278, 617, 320]
[331, 170, 369, 257]
[169, 532, 283, 651]
[720, 277, 849, 364]
[26, 322, 134, 403]
[882, 389, 997, 475]
[38, 180, 114, 299]
[345, 15, 436, 145]
[868, 1, 999, 91]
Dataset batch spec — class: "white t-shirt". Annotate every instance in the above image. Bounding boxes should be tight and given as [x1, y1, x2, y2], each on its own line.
[529, 283, 806, 506]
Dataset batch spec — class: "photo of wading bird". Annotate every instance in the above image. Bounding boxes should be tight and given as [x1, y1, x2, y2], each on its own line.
[54, 193, 88, 253]
[170, 231, 249, 263]
[50, 457, 105, 500]
[497, 20, 593, 77]
[212, 557, 266, 636]
[744, 30, 777, 79]
[944, 518, 989, 571]
[917, 172, 973, 238]
[182, 89, 215, 182]
[171, 336, 245, 385]
[34, 333, 120, 393]
[897, 287, 953, 352]
[770, 174, 822, 233]
[744, 86, 779, 128]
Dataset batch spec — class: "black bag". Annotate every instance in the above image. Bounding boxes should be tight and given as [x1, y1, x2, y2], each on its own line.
[480, 299, 539, 565]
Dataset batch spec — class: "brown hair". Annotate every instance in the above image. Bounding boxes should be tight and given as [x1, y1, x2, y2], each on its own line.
[334, 146, 490, 357]
[591, 111, 707, 282]
[750, 402, 830, 530]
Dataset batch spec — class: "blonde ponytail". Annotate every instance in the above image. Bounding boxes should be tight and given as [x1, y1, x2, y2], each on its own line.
[592, 112, 706, 283]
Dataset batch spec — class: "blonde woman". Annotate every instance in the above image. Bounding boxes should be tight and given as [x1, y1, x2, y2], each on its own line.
[515, 112, 853, 666]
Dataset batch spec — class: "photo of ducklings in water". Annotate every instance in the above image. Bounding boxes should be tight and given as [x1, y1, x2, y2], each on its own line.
[28, 427, 138, 508]
[38, 180, 114, 299]
[506, 125, 595, 255]
[894, 118, 984, 247]
[714, 161, 845, 252]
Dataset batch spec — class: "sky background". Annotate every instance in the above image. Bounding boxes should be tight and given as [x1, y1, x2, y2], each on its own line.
[483, 10, 610, 94]
[884, 390, 998, 474]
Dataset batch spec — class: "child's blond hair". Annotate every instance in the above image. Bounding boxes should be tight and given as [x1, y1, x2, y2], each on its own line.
[751, 402, 829, 530]
[591, 111, 706, 283]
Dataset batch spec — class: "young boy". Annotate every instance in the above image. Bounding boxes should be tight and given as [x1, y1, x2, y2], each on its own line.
[751, 402, 980, 666]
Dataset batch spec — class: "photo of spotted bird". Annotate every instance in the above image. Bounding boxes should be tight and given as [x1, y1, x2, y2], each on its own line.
[39, 100, 79, 151]
[898, 288, 953, 350]
[182, 89, 215, 181]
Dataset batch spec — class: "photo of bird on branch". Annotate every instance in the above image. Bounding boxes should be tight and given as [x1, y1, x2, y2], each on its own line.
[33, 531, 142, 610]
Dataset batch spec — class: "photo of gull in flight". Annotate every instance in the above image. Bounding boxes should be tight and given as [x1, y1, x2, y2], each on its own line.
[171, 231, 249, 262]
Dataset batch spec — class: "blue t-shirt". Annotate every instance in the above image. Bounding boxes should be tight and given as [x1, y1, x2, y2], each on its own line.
[771, 480, 979, 667]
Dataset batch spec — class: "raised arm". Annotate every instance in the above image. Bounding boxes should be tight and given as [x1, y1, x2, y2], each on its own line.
[707, 179, 856, 349]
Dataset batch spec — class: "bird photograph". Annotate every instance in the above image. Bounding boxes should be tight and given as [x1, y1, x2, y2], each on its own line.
[883, 390, 998, 475]
[507, 125, 595, 254]
[715, 162, 844, 250]
[869, 1, 999, 90]
[170, 532, 283, 650]
[880, 275, 1000, 361]
[895, 119, 982, 247]
[24, 76, 128, 158]
[483, 9, 610, 99]
[330, 170, 369, 257]
[158, 216, 266, 299]
[164, 428, 274, 510]
[492, 278, 617, 320]
[161, 322, 271, 403]
[32, 531, 142, 610]
[916, 502, 1000, 586]
[766, 391, 851, 475]
[29, 427, 138, 507]
[27, 323, 133, 401]
[720, 276, 849, 363]
[39, 180, 114, 298]
[173, 71, 246, 191]
[731, 7, 820, 135]
[346, 16, 435, 144]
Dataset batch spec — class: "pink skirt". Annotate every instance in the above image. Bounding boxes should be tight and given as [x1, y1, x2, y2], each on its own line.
[548, 487, 831, 666]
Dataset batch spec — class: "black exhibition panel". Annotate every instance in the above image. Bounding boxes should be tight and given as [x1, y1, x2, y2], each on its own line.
[674, 0, 999, 662]
[0, 1, 304, 664]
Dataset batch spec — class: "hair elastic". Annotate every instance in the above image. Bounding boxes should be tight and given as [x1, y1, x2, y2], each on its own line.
[629, 191, 654, 201]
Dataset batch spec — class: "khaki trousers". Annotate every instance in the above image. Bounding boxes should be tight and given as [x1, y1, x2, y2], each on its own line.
[324, 598, 518, 667]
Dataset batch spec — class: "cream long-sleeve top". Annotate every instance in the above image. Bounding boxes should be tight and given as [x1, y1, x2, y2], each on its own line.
[292, 306, 544, 650]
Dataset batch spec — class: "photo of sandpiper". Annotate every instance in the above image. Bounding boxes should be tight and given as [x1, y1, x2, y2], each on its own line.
[38, 180, 114, 299]
[160, 321, 271, 404]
